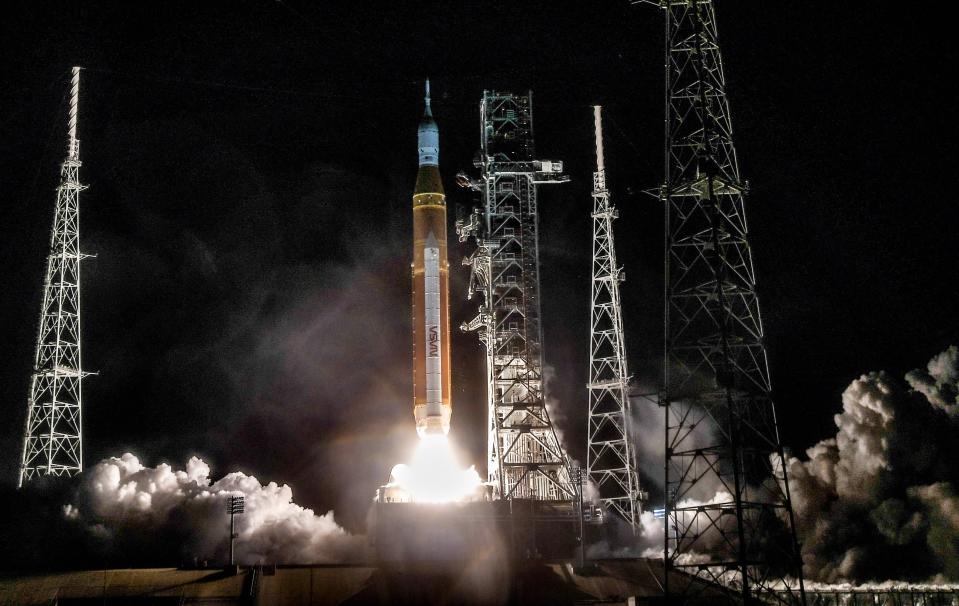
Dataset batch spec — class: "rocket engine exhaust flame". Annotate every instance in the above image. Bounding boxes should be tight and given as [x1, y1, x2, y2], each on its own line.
[386, 435, 484, 504]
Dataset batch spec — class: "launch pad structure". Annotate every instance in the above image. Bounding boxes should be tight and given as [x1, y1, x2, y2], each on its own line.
[458, 90, 575, 503]
[654, 0, 806, 604]
[370, 499, 581, 564]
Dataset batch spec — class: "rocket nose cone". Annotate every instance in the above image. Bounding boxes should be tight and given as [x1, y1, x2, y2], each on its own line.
[417, 80, 439, 167]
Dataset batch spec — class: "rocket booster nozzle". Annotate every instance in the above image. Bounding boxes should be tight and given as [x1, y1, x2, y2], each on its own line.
[416, 414, 450, 438]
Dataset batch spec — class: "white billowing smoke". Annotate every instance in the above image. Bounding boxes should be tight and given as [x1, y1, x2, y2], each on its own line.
[906, 346, 959, 415]
[542, 363, 582, 472]
[75, 453, 367, 564]
[627, 392, 663, 489]
[786, 346, 959, 583]
[585, 507, 665, 560]
[609, 347, 959, 583]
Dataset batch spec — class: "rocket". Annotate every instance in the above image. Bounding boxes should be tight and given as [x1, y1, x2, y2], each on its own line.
[412, 80, 452, 437]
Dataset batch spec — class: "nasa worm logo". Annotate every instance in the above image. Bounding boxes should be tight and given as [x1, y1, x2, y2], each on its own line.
[428, 326, 439, 356]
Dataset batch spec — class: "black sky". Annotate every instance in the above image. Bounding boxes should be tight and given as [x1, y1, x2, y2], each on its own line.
[1, 2, 957, 532]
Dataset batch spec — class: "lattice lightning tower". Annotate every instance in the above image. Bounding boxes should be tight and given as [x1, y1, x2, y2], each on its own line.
[19, 67, 91, 486]
[654, 2, 807, 604]
[586, 106, 643, 528]
[457, 91, 574, 501]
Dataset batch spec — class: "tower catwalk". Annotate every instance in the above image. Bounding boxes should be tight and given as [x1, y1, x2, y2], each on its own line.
[458, 91, 574, 501]
[19, 67, 91, 486]
[655, 2, 807, 604]
[586, 106, 643, 528]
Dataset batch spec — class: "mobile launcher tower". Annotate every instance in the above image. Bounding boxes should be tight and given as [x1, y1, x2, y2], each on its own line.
[458, 91, 574, 504]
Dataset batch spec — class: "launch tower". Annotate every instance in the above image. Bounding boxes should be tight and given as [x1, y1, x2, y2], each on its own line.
[586, 106, 643, 528]
[458, 91, 574, 501]
[19, 67, 91, 486]
[654, 2, 807, 603]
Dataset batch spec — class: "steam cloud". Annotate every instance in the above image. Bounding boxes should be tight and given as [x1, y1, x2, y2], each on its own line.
[72, 453, 367, 564]
[612, 347, 959, 584]
[786, 346, 959, 583]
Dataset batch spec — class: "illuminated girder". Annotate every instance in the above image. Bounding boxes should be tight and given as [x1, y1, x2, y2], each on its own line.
[457, 91, 574, 501]
[586, 106, 643, 528]
[653, 2, 807, 604]
[19, 67, 91, 486]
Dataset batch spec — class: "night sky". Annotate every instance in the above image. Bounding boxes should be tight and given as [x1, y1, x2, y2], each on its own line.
[2, 2, 957, 533]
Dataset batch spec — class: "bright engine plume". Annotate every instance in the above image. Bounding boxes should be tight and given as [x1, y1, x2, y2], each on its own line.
[385, 435, 484, 503]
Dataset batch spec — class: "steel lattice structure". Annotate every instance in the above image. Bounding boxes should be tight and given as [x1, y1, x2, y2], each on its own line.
[19, 67, 90, 486]
[655, 2, 807, 604]
[780, 588, 959, 606]
[586, 106, 643, 528]
[457, 91, 574, 501]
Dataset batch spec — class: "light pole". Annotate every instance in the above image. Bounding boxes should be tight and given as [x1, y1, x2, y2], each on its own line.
[572, 467, 586, 568]
[227, 495, 245, 567]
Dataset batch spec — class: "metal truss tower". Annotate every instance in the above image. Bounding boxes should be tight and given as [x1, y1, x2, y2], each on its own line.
[457, 91, 575, 502]
[586, 106, 643, 528]
[19, 67, 91, 486]
[655, 2, 806, 604]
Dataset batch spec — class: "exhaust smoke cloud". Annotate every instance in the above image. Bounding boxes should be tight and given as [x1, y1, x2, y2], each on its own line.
[73, 453, 367, 564]
[613, 347, 959, 584]
[786, 346, 959, 583]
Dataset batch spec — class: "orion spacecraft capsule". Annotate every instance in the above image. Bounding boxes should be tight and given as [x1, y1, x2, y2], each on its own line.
[412, 80, 452, 437]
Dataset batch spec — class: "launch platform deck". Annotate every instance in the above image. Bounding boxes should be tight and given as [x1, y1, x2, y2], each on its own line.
[0, 559, 728, 606]
[370, 498, 582, 563]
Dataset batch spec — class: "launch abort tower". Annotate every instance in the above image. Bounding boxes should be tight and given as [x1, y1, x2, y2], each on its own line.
[655, 1, 807, 604]
[458, 91, 574, 501]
